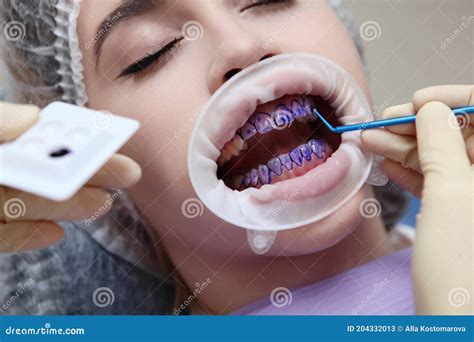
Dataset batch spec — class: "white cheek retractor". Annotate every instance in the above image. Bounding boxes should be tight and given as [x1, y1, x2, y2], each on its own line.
[187, 53, 386, 254]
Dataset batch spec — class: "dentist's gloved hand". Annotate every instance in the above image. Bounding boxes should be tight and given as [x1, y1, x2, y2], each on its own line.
[0, 102, 142, 253]
[361, 85, 473, 314]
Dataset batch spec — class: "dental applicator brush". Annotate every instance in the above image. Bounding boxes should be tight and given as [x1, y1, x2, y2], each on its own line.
[312, 106, 474, 133]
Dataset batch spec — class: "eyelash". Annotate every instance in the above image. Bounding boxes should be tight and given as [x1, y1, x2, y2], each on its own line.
[241, 0, 290, 12]
[119, 0, 291, 78]
[118, 37, 183, 79]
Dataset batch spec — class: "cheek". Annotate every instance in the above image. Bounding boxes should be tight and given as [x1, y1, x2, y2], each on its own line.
[85, 75, 209, 228]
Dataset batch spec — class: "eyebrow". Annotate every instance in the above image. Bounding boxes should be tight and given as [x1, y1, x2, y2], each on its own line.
[93, 0, 160, 65]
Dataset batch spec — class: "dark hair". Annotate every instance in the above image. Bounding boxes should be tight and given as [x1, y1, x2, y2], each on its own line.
[374, 182, 409, 230]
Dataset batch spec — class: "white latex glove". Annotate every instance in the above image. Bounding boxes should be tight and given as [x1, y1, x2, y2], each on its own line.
[361, 85, 473, 314]
[0, 102, 142, 253]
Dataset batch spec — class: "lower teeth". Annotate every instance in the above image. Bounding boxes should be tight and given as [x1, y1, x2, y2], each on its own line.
[229, 137, 330, 190]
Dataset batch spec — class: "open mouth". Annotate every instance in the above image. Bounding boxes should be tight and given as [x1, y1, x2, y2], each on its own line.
[216, 94, 342, 191]
[188, 53, 374, 230]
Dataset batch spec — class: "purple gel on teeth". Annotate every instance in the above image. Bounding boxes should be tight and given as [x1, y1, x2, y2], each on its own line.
[289, 148, 303, 166]
[253, 113, 273, 134]
[272, 104, 293, 127]
[299, 143, 312, 161]
[241, 123, 257, 140]
[243, 174, 251, 187]
[302, 97, 313, 115]
[250, 169, 259, 186]
[257, 165, 271, 185]
[309, 139, 325, 159]
[267, 157, 282, 176]
[291, 99, 306, 118]
[278, 153, 293, 171]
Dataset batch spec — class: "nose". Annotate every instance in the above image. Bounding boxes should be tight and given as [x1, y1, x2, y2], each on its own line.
[207, 33, 281, 94]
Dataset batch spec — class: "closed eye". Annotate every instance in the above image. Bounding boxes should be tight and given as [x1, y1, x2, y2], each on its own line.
[240, 0, 291, 12]
[117, 37, 183, 79]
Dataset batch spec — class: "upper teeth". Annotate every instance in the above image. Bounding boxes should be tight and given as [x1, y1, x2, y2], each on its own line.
[217, 96, 317, 167]
[217, 134, 248, 167]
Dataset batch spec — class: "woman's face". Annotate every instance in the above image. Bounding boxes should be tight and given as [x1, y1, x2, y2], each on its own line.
[77, 0, 372, 257]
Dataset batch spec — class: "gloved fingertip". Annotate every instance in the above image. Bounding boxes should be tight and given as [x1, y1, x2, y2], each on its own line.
[416, 101, 452, 123]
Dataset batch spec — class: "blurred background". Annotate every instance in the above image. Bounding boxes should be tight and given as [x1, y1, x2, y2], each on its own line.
[347, 0, 473, 226]
[348, 0, 472, 110]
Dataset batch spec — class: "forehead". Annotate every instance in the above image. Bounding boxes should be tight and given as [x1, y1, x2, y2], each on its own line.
[80, 0, 121, 22]
[78, 0, 173, 38]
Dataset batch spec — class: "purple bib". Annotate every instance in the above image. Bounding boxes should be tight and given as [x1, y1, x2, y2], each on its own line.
[232, 247, 414, 315]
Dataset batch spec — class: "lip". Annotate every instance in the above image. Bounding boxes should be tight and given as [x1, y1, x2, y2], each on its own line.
[250, 148, 351, 204]
[188, 53, 373, 231]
